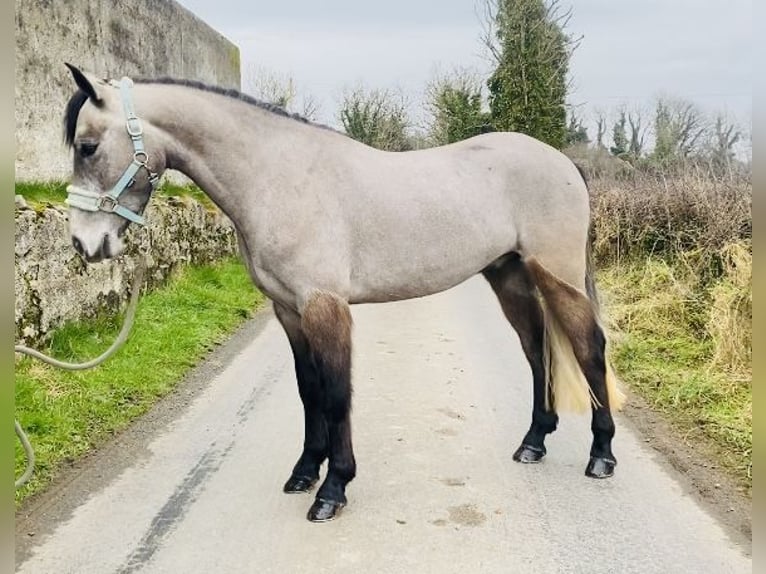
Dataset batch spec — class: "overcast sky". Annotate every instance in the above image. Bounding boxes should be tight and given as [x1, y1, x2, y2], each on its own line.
[177, 0, 752, 139]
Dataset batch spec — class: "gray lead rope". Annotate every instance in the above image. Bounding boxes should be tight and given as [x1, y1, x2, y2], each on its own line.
[14, 259, 146, 489]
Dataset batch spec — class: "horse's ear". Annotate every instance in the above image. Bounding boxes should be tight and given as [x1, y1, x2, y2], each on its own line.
[65, 63, 103, 106]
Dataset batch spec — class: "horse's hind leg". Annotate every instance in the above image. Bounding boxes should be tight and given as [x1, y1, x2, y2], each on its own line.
[299, 292, 356, 522]
[483, 254, 558, 463]
[525, 258, 621, 478]
[274, 302, 329, 493]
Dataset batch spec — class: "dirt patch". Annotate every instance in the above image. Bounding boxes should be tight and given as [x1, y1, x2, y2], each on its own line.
[440, 478, 466, 487]
[620, 388, 751, 549]
[437, 407, 465, 421]
[446, 504, 486, 527]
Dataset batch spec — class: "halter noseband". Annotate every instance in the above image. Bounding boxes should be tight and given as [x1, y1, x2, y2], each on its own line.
[65, 77, 160, 226]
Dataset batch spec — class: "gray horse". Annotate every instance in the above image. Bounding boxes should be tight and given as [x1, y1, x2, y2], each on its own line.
[62, 65, 624, 522]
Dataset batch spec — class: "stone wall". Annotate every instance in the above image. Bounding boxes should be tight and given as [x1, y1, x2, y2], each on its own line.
[15, 0, 241, 181]
[15, 197, 239, 344]
[14, 1, 244, 343]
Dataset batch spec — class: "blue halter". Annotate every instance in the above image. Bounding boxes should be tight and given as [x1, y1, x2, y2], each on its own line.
[65, 77, 160, 226]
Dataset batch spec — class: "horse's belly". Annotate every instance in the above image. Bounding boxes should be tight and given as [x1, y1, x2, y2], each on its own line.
[348, 223, 517, 303]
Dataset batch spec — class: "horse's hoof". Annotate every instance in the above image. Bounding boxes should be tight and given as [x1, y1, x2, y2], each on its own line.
[512, 444, 546, 464]
[283, 475, 317, 493]
[585, 456, 616, 479]
[307, 498, 345, 522]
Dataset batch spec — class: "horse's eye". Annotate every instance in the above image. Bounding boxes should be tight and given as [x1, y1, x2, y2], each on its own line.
[79, 142, 99, 158]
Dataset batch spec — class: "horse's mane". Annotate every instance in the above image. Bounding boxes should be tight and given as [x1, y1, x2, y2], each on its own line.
[64, 76, 336, 147]
[64, 90, 89, 147]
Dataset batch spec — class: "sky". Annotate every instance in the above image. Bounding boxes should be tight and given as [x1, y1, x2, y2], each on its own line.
[176, 0, 752, 144]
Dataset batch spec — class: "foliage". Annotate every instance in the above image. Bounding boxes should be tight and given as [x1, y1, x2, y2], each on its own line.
[483, 0, 578, 148]
[592, 170, 752, 488]
[565, 112, 589, 146]
[339, 87, 412, 151]
[705, 114, 742, 175]
[649, 96, 706, 168]
[610, 111, 628, 157]
[589, 168, 751, 265]
[15, 259, 264, 504]
[579, 98, 747, 179]
[425, 69, 493, 145]
[599, 257, 751, 488]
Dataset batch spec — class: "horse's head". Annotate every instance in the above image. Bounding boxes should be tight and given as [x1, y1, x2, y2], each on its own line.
[64, 64, 167, 262]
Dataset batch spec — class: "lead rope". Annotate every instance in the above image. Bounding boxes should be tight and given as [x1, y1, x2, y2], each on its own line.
[14, 257, 147, 489]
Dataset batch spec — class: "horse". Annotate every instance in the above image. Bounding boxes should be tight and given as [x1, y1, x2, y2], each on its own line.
[61, 64, 625, 522]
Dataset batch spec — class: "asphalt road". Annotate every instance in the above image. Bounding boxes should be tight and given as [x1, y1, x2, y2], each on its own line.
[16, 277, 751, 574]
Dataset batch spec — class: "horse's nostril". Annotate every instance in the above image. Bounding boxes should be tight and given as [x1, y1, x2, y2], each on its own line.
[101, 235, 111, 259]
[72, 237, 85, 256]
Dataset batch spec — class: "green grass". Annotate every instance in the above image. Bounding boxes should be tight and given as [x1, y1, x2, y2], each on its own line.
[15, 181, 68, 205]
[14, 259, 264, 504]
[599, 260, 752, 490]
[15, 181, 215, 210]
[157, 182, 215, 209]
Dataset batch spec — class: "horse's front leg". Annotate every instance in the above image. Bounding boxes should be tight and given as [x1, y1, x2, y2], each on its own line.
[274, 302, 328, 493]
[299, 292, 356, 522]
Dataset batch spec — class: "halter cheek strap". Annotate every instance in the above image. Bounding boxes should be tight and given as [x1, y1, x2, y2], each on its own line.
[65, 77, 160, 226]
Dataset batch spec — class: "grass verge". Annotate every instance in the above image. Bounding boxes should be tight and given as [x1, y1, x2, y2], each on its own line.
[15, 181, 215, 210]
[599, 256, 752, 491]
[14, 258, 264, 505]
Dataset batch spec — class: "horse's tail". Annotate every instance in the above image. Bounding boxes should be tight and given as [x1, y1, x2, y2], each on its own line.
[525, 166, 625, 414]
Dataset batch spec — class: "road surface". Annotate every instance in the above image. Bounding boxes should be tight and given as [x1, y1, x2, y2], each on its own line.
[16, 277, 751, 573]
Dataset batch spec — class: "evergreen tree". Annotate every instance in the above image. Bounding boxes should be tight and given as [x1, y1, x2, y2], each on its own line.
[484, 0, 578, 149]
[610, 111, 628, 157]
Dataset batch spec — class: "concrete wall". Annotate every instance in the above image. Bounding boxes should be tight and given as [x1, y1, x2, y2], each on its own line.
[15, 197, 239, 344]
[15, 0, 241, 181]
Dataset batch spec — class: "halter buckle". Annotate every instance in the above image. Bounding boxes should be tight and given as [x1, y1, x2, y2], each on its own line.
[97, 195, 118, 213]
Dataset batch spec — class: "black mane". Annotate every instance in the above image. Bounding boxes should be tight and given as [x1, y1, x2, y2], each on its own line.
[64, 89, 89, 147]
[64, 76, 334, 147]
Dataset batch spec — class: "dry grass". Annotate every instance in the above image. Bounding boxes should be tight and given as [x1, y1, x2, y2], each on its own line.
[590, 167, 751, 271]
[706, 242, 752, 379]
[590, 167, 752, 488]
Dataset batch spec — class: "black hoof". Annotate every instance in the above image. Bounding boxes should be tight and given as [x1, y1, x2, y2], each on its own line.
[307, 498, 345, 522]
[283, 475, 317, 493]
[512, 444, 546, 464]
[585, 456, 616, 479]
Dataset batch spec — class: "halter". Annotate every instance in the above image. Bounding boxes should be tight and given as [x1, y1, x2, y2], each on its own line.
[65, 77, 160, 226]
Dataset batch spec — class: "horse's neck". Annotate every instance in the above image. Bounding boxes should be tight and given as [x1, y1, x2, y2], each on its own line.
[142, 85, 306, 228]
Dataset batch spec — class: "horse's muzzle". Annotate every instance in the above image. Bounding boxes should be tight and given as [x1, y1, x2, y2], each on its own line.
[72, 233, 113, 263]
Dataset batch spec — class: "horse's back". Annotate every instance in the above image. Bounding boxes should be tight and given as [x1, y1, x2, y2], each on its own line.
[343, 131, 590, 303]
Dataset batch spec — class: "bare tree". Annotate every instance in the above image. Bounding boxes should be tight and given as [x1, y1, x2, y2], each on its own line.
[706, 113, 741, 174]
[299, 93, 321, 122]
[594, 110, 607, 149]
[651, 96, 707, 166]
[243, 64, 321, 121]
[244, 65, 296, 108]
[627, 109, 646, 159]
